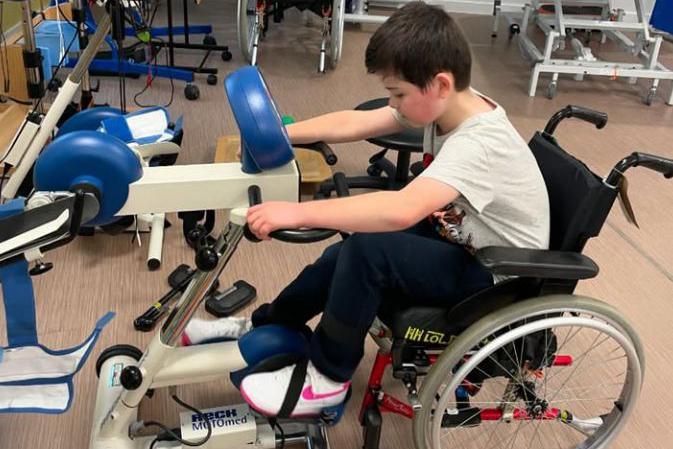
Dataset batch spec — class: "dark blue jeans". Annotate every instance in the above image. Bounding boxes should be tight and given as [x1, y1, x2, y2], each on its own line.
[251, 220, 493, 382]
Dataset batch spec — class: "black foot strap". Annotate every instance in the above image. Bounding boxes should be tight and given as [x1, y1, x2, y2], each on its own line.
[277, 358, 309, 419]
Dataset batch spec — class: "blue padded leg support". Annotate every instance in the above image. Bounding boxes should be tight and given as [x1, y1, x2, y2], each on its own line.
[0, 199, 36, 348]
[231, 325, 309, 388]
[0, 259, 37, 348]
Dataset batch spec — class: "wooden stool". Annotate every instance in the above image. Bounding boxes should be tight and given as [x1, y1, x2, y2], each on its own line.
[215, 135, 332, 195]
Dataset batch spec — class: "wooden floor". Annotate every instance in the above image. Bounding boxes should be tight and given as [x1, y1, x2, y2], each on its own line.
[1, 2, 673, 448]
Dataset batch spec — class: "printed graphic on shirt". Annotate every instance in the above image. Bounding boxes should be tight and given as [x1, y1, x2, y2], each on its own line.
[429, 204, 475, 253]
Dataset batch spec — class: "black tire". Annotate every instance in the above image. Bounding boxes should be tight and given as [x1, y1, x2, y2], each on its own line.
[184, 84, 200, 101]
[207, 74, 218, 85]
[96, 344, 143, 378]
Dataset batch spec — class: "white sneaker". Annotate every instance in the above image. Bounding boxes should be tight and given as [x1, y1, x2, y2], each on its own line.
[240, 361, 350, 417]
[181, 317, 252, 346]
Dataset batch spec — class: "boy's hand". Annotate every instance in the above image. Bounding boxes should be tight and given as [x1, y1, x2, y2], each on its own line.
[246, 202, 304, 240]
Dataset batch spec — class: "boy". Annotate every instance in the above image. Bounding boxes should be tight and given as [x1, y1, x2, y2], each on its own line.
[186, 1, 550, 417]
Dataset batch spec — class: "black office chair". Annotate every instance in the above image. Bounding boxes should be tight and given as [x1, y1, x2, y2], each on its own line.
[317, 97, 424, 197]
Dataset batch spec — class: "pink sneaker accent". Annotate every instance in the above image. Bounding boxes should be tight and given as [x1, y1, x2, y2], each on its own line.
[301, 382, 350, 401]
[181, 333, 192, 346]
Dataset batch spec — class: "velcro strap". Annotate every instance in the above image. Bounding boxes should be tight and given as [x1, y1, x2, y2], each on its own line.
[277, 358, 308, 418]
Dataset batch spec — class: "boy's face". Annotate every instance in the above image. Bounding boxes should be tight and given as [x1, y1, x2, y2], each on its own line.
[382, 74, 445, 127]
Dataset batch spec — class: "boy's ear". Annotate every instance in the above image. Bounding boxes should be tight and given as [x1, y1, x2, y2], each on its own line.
[434, 72, 455, 98]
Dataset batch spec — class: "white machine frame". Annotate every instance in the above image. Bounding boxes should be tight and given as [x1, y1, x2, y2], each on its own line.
[4, 157, 331, 449]
[96, 159, 304, 449]
[505, 0, 673, 104]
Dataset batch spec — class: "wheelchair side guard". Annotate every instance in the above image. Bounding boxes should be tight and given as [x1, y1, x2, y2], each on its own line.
[224, 67, 294, 174]
[33, 131, 143, 226]
[476, 246, 599, 280]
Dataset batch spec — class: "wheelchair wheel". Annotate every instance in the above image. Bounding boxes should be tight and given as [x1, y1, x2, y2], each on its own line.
[329, 0, 345, 68]
[238, 0, 261, 63]
[413, 295, 643, 449]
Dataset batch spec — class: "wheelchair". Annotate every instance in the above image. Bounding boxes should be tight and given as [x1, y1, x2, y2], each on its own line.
[237, 0, 345, 71]
[355, 105, 662, 449]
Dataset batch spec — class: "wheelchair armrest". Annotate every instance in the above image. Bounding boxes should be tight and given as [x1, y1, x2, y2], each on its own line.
[475, 246, 599, 280]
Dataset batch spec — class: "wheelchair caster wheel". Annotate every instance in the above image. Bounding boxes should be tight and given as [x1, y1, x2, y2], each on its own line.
[184, 84, 200, 101]
[546, 81, 557, 100]
[95, 345, 142, 377]
[367, 165, 383, 177]
[0, 95, 7, 103]
[203, 35, 217, 46]
[207, 74, 218, 85]
[509, 23, 520, 39]
[645, 88, 656, 106]
[221, 50, 233, 61]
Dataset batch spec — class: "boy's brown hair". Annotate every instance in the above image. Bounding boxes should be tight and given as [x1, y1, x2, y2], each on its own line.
[365, 2, 472, 91]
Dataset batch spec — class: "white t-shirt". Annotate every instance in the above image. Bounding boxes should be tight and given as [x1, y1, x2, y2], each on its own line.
[392, 93, 550, 254]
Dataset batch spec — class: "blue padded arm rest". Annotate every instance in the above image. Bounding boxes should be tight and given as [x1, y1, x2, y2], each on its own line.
[476, 246, 599, 280]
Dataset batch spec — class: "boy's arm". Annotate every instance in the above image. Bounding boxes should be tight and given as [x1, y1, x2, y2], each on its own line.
[286, 106, 405, 144]
[247, 177, 459, 239]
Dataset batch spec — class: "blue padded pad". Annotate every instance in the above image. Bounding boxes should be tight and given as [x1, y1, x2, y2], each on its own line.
[33, 131, 143, 226]
[651, 1, 673, 34]
[231, 325, 309, 388]
[57, 107, 124, 137]
[0, 199, 37, 349]
[224, 67, 294, 174]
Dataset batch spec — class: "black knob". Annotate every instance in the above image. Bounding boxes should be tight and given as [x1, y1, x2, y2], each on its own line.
[120, 366, 143, 390]
[195, 247, 219, 271]
[186, 225, 207, 249]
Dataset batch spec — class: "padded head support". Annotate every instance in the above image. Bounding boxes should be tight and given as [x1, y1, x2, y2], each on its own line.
[34, 131, 143, 226]
[230, 325, 309, 388]
[224, 67, 294, 174]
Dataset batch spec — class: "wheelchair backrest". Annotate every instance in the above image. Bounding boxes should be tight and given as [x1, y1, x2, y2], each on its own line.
[529, 132, 618, 253]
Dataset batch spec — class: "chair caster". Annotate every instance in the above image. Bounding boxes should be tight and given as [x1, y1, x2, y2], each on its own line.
[367, 165, 383, 177]
[29, 260, 53, 276]
[222, 50, 233, 61]
[207, 74, 218, 85]
[546, 81, 558, 100]
[203, 35, 217, 46]
[184, 84, 200, 101]
[645, 87, 656, 106]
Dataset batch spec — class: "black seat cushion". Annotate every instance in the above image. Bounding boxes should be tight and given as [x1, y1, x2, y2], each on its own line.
[381, 278, 542, 346]
[355, 98, 424, 152]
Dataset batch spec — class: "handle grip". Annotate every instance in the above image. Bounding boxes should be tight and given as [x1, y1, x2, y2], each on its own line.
[295, 142, 338, 166]
[333, 172, 350, 198]
[630, 152, 673, 178]
[245, 185, 337, 243]
[544, 105, 608, 136]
